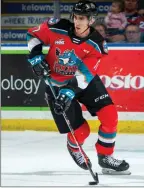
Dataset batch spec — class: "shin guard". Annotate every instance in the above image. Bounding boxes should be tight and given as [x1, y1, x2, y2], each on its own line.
[96, 104, 118, 155]
[67, 121, 90, 150]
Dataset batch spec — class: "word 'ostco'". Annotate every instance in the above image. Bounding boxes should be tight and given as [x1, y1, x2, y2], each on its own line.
[100, 74, 144, 89]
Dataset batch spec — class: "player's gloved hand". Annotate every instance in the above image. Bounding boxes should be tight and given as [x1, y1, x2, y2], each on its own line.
[28, 54, 51, 78]
[54, 89, 75, 115]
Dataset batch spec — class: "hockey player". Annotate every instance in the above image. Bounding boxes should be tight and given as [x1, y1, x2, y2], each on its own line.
[27, 0, 130, 174]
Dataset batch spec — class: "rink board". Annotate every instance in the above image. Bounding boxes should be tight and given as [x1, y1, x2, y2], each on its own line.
[2, 111, 144, 133]
[1, 45, 144, 133]
[2, 119, 144, 133]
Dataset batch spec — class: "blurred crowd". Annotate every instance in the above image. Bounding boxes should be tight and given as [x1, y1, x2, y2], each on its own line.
[1, 0, 144, 44]
[93, 0, 144, 43]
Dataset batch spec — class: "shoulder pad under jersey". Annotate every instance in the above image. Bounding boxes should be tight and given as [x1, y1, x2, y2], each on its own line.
[88, 30, 108, 55]
[47, 18, 73, 31]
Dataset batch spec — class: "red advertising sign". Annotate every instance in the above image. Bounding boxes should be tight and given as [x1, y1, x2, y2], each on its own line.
[97, 49, 144, 112]
[82, 49, 144, 112]
[1, 47, 144, 112]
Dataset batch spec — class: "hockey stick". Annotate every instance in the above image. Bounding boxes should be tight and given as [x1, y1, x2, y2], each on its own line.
[44, 76, 99, 185]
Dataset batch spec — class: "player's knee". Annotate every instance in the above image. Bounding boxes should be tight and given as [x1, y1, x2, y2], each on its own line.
[97, 104, 118, 132]
[67, 121, 90, 144]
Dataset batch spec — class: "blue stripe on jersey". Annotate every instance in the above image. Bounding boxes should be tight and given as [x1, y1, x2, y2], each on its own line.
[26, 33, 33, 41]
[86, 39, 102, 53]
[78, 59, 94, 83]
[50, 78, 69, 85]
[50, 28, 68, 35]
[98, 130, 116, 139]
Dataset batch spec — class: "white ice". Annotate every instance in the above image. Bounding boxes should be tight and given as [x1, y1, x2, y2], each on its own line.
[2, 131, 144, 186]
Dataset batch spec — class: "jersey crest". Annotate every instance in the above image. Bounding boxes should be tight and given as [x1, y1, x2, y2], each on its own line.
[54, 48, 79, 75]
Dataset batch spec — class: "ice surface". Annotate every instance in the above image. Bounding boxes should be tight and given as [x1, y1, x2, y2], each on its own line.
[1, 131, 144, 186]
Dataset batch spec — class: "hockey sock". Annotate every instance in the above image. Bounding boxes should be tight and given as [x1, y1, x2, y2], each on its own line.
[67, 121, 90, 151]
[96, 104, 118, 155]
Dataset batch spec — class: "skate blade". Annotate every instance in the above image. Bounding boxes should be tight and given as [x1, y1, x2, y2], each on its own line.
[102, 168, 131, 175]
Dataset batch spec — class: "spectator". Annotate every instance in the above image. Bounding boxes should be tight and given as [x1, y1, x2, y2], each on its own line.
[107, 0, 144, 43]
[125, 0, 144, 32]
[104, 0, 127, 36]
[93, 22, 107, 38]
[93, 22, 112, 42]
[138, 9, 144, 15]
[124, 24, 141, 43]
[138, 0, 144, 15]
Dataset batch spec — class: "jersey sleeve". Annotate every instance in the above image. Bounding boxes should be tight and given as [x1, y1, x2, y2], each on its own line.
[27, 18, 60, 52]
[27, 22, 50, 52]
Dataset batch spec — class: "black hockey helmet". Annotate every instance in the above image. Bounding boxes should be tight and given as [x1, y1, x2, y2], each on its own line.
[72, 0, 98, 17]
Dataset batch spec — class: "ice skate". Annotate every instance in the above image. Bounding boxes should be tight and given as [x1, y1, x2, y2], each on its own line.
[98, 154, 131, 175]
[67, 142, 92, 170]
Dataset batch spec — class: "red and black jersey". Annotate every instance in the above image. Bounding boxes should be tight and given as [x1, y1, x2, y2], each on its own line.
[27, 18, 108, 89]
[126, 12, 144, 32]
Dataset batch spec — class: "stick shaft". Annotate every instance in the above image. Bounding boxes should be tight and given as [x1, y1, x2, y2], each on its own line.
[45, 77, 98, 183]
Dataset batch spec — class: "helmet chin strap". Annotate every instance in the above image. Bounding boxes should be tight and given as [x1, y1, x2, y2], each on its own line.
[79, 26, 90, 35]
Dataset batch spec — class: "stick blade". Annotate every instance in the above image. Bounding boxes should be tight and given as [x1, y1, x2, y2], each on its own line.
[89, 181, 98, 185]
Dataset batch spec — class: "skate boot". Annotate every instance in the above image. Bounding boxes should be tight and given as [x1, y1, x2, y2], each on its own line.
[98, 154, 131, 175]
[67, 142, 92, 170]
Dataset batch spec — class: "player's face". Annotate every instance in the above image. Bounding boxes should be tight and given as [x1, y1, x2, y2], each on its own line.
[73, 14, 89, 37]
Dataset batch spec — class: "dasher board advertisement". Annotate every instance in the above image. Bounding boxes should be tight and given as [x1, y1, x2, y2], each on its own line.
[1, 54, 46, 107]
[1, 46, 144, 112]
[2, 2, 111, 14]
[98, 49, 144, 112]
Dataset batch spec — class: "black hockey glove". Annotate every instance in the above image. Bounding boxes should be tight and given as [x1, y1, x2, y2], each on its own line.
[28, 54, 51, 78]
[54, 89, 75, 115]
